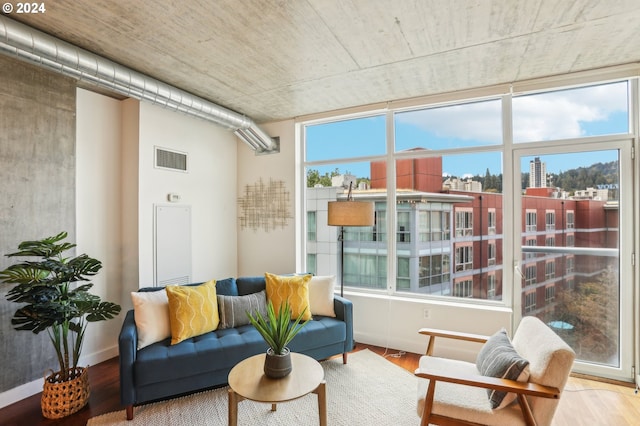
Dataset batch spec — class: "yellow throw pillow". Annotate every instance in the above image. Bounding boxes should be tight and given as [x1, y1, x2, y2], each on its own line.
[165, 280, 220, 345]
[265, 272, 312, 321]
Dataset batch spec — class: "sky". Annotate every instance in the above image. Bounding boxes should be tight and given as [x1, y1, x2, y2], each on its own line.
[306, 81, 627, 179]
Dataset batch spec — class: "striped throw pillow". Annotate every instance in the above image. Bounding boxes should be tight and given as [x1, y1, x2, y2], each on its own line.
[476, 328, 530, 409]
[217, 290, 268, 329]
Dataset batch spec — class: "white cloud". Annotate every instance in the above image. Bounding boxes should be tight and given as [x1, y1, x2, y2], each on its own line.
[395, 99, 502, 145]
[512, 82, 627, 142]
[395, 82, 627, 144]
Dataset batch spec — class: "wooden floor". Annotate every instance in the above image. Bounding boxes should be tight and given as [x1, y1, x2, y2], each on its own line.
[1, 345, 639, 425]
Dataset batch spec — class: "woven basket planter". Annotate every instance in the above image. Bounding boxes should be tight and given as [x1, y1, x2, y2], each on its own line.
[41, 367, 90, 419]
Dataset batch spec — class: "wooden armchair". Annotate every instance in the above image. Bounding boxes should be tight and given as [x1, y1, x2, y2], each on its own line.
[415, 316, 575, 426]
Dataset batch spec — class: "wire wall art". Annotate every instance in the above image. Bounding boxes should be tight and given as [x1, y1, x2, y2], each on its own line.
[238, 178, 292, 232]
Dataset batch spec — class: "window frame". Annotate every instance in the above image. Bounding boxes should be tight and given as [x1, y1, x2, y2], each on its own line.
[455, 244, 473, 272]
[455, 209, 473, 237]
[300, 77, 634, 311]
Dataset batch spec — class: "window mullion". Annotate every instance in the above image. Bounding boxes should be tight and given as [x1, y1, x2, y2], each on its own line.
[386, 109, 396, 295]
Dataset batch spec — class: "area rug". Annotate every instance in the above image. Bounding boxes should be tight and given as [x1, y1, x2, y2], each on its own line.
[87, 349, 419, 425]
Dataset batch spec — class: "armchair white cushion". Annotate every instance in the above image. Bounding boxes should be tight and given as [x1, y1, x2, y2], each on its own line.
[416, 316, 575, 426]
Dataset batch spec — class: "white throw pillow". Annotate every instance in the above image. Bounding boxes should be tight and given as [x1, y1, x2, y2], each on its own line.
[308, 275, 336, 317]
[131, 290, 171, 349]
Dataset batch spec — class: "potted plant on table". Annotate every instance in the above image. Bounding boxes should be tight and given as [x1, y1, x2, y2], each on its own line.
[0, 231, 121, 419]
[247, 299, 309, 378]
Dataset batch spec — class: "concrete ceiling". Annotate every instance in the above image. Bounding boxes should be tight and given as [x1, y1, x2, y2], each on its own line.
[8, 0, 640, 123]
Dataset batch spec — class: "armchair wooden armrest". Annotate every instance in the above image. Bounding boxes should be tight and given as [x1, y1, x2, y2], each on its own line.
[418, 327, 489, 356]
[415, 368, 560, 426]
[415, 368, 560, 399]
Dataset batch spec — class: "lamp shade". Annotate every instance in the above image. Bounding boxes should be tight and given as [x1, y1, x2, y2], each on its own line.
[327, 201, 375, 226]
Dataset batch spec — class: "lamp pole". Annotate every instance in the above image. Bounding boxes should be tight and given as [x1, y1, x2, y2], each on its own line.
[327, 181, 375, 299]
[339, 225, 345, 297]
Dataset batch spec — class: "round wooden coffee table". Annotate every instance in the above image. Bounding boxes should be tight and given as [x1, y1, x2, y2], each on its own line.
[227, 352, 326, 426]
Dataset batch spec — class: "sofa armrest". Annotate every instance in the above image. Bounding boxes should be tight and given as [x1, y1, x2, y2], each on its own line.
[118, 310, 138, 406]
[333, 295, 354, 352]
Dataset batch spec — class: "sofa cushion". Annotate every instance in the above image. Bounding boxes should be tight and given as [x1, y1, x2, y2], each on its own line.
[309, 275, 337, 317]
[237, 276, 266, 296]
[476, 328, 530, 409]
[265, 272, 312, 320]
[215, 277, 238, 296]
[166, 280, 220, 345]
[133, 316, 347, 388]
[217, 290, 268, 329]
[134, 325, 267, 387]
[130, 290, 171, 349]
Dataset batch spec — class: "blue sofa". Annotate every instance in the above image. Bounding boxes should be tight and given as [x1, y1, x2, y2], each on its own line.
[118, 276, 354, 420]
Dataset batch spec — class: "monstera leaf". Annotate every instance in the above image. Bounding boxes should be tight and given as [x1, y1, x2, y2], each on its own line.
[0, 232, 122, 380]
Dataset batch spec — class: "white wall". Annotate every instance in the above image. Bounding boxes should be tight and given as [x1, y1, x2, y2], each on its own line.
[76, 88, 124, 364]
[78, 92, 240, 356]
[121, 99, 141, 305]
[350, 293, 512, 361]
[236, 120, 297, 276]
[135, 102, 239, 288]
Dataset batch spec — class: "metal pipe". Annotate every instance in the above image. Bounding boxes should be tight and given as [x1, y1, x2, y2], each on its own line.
[0, 16, 278, 153]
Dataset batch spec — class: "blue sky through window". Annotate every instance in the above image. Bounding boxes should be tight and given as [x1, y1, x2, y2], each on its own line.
[306, 81, 628, 179]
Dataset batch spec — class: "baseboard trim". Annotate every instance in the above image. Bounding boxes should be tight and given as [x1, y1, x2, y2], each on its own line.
[0, 345, 118, 409]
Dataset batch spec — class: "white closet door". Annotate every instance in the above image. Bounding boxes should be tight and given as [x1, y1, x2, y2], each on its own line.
[155, 204, 191, 286]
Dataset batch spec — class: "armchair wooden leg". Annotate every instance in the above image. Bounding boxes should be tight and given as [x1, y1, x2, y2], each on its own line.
[126, 404, 134, 420]
[420, 380, 436, 426]
[517, 394, 536, 426]
[343, 352, 348, 364]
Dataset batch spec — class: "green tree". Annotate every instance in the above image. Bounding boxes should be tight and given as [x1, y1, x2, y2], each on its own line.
[554, 267, 618, 363]
[306, 168, 344, 187]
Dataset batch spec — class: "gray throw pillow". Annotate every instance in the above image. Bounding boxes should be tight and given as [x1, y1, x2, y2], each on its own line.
[476, 328, 530, 409]
[217, 290, 268, 329]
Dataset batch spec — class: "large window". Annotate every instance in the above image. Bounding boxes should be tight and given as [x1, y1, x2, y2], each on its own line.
[301, 77, 636, 383]
[302, 79, 630, 316]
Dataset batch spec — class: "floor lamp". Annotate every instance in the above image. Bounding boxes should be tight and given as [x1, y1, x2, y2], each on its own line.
[327, 185, 375, 297]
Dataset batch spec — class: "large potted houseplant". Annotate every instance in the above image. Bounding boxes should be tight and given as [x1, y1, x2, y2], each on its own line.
[247, 299, 309, 378]
[0, 232, 121, 419]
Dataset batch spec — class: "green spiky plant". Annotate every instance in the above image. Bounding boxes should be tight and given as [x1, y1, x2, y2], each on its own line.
[247, 299, 308, 355]
[0, 231, 121, 382]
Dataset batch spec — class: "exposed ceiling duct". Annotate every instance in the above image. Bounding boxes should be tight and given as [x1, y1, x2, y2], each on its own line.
[0, 16, 278, 153]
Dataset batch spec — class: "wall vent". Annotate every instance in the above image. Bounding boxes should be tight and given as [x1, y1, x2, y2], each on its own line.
[155, 147, 188, 172]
